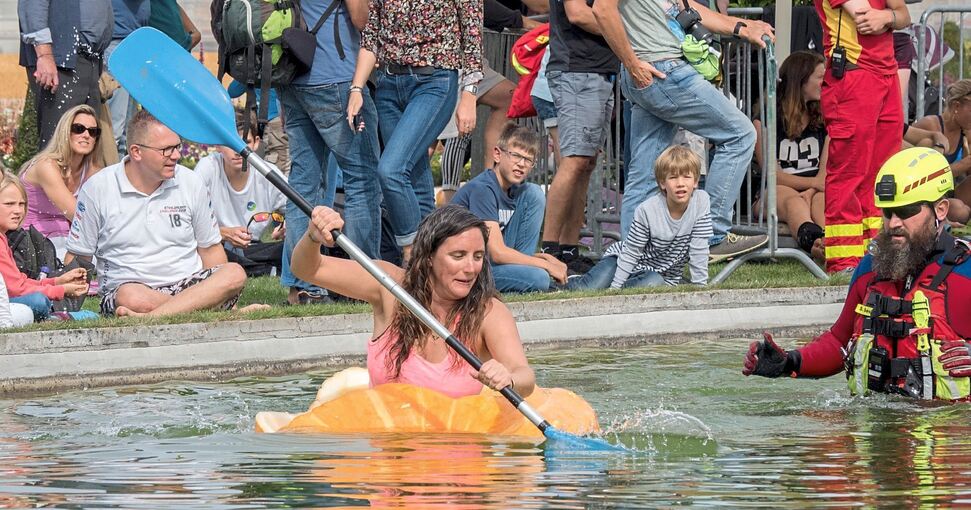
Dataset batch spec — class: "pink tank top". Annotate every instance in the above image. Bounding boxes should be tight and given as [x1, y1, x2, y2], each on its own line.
[21, 161, 88, 238]
[368, 326, 484, 398]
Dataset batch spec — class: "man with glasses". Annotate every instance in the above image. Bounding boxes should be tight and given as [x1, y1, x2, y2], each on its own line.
[451, 124, 568, 293]
[65, 110, 254, 317]
[743, 148, 971, 401]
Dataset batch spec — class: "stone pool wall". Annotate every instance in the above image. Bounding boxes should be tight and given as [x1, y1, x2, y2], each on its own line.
[0, 286, 847, 396]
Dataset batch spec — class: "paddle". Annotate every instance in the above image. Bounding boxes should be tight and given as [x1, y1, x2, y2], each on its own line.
[108, 28, 621, 451]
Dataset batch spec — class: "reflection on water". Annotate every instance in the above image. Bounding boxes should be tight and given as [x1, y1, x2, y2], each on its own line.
[2, 340, 971, 507]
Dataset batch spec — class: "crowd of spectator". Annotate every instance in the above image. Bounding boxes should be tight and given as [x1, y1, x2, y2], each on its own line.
[2, 0, 968, 328]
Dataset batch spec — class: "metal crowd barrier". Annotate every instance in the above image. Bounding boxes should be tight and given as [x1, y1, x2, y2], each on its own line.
[915, 7, 971, 120]
[477, 9, 827, 283]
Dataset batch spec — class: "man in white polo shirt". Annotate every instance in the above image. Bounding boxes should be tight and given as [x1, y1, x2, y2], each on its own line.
[66, 110, 248, 317]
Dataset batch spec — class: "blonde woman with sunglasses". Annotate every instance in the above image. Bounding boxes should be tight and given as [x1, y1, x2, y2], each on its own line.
[18, 105, 116, 259]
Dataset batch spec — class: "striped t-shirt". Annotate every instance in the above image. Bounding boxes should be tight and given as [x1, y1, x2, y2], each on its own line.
[606, 190, 713, 287]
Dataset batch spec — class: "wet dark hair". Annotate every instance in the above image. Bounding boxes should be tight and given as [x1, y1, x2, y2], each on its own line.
[778, 51, 825, 139]
[387, 205, 498, 378]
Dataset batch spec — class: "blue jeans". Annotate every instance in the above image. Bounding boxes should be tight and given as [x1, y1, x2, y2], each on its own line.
[620, 60, 755, 244]
[491, 184, 550, 293]
[11, 292, 52, 321]
[278, 82, 382, 292]
[566, 255, 666, 290]
[374, 68, 458, 247]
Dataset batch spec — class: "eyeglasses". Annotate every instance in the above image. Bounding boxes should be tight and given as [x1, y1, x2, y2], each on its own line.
[246, 211, 284, 230]
[137, 142, 183, 158]
[70, 123, 101, 138]
[881, 202, 927, 220]
[499, 147, 535, 168]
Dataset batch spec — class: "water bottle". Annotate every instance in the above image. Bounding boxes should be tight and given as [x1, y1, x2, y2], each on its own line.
[38, 265, 50, 280]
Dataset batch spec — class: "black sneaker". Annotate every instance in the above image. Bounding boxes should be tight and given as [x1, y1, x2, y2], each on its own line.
[566, 255, 595, 275]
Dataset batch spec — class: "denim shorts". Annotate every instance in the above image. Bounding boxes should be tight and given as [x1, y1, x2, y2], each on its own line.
[531, 96, 558, 128]
[548, 71, 614, 157]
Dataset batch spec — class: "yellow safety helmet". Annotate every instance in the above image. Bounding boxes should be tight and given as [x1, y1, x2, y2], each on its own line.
[874, 147, 954, 208]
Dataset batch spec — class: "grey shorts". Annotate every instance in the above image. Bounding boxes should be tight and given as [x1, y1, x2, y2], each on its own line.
[438, 58, 508, 140]
[100, 265, 241, 316]
[548, 71, 614, 157]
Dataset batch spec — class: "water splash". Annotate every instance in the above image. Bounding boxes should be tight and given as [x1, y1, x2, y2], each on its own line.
[599, 407, 716, 456]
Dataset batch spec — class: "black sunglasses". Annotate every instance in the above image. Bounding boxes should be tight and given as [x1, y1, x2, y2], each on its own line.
[881, 202, 927, 220]
[70, 123, 101, 138]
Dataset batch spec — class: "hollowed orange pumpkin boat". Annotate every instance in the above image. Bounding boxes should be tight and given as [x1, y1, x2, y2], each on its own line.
[255, 367, 601, 438]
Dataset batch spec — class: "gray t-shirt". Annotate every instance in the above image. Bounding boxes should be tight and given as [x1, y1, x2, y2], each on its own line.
[619, 0, 683, 63]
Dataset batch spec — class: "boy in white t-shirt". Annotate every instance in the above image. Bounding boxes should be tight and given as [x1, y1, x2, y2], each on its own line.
[66, 110, 260, 317]
[194, 110, 287, 277]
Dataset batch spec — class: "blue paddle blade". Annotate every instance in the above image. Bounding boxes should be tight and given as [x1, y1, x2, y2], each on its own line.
[107, 27, 245, 152]
[543, 425, 628, 452]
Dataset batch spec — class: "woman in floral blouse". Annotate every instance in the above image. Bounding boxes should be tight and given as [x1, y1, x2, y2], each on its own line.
[346, 0, 482, 262]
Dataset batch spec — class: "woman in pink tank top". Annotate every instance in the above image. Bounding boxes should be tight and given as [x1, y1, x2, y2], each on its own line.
[18, 105, 113, 258]
[292, 205, 536, 399]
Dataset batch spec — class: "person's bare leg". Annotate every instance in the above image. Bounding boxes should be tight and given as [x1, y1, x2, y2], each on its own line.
[898, 68, 910, 119]
[542, 155, 594, 243]
[113, 282, 173, 317]
[811, 191, 826, 227]
[776, 186, 810, 235]
[548, 127, 561, 169]
[116, 264, 247, 317]
[478, 80, 515, 170]
[560, 159, 595, 244]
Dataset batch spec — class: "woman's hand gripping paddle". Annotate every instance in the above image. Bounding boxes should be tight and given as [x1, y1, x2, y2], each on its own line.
[108, 27, 622, 452]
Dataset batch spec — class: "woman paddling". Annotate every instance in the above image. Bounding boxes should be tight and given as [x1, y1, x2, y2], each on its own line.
[291, 205, 535, 398]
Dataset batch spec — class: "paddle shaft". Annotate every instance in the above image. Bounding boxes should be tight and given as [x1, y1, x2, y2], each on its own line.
[243, 149, 551, 432]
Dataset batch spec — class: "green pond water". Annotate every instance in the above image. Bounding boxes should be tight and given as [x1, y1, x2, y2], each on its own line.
[1, 339, 970, 508]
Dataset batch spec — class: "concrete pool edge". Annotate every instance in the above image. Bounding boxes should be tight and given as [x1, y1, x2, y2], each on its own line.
[0, 286, 847, 396]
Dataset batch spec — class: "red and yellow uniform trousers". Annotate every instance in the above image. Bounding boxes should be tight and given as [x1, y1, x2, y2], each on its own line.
[821, 68, 902, 272]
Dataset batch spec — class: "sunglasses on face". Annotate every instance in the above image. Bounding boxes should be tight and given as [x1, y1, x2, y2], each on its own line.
[246, 211, 284, 229]
[881, 202, 927, 220]
[70, 123, 101, 138]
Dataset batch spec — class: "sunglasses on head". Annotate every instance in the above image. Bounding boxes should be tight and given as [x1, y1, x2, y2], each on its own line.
[246, 211, 284, 229]
[70, 123, 101, 138]
[881, 202, 927, 220]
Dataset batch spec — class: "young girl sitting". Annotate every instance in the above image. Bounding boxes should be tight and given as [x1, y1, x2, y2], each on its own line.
[0, 172, 88, 321]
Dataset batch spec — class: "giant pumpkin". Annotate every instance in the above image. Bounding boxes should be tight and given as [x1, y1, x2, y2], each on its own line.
[256, 367, 601, 437]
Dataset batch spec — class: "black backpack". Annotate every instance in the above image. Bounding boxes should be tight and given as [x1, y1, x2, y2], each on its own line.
[7, 226, 62, 280]
[210, 0, 346, 138]
[6, 226, 91, 312]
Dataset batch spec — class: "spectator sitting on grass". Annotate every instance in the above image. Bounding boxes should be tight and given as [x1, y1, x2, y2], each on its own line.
[0, 172, 88, 322]
[18, 104, 112, 260]
[0, 270, 33, 328]
[194, 109, 287, 277]
[65, 110, 265, 317]
[568, 146, 712, 290]
[451, 123, 567, 292]
[753, 51, 827, 260]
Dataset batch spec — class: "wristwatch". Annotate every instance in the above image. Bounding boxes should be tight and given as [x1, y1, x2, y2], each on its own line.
[733, 21, 747, 36]
[462, 84, 478, 95]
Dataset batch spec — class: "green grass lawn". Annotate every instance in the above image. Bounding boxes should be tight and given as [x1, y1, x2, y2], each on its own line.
[9, 258, 848, 334]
